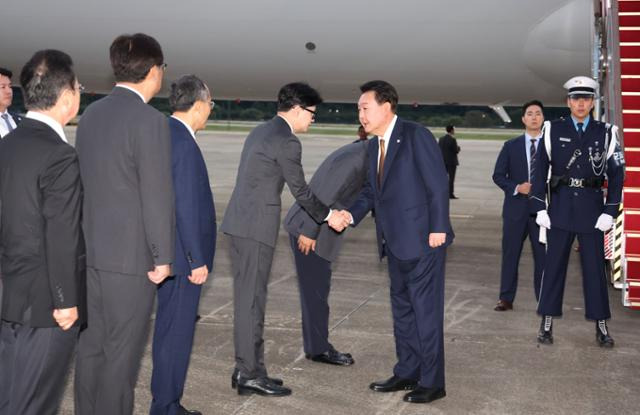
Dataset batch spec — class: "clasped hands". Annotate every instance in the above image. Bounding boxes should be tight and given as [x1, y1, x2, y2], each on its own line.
[53, 307, 78, 331]
[148, 263, 209, 285]
[328, 209, 352, 232]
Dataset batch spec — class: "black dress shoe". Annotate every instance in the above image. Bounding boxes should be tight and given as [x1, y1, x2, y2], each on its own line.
[537, 315, 553, 345]
[305, 346, 354, 366]
[494, 299, 513, 311]
[177, 405, 202, 415]
[369, 375, 418, 392]
[403, 386, 446, 403]
[596, 320, 615, 348]
[231, 368, 283, 389]
[235, 376, 292, 397]
[449, 195, 458, 199]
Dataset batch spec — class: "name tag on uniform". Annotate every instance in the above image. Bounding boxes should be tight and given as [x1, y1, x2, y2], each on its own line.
[559, 137, 572, 142]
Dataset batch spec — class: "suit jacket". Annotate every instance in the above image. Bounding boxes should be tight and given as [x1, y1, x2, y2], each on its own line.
[284, 141, 368, 262]
[9, 112, 23, 125]
[350, 117, 453, 260]
[438, 133, 460, 166]
[0, 118, 86, 327]
[492, 135, 535, 221]
[169, 118, 216, 276]
[76, 86, 175, 275]
[220, 116, 329, 248]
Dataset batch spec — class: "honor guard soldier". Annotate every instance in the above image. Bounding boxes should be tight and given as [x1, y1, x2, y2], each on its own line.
[530, 76, 624, 347]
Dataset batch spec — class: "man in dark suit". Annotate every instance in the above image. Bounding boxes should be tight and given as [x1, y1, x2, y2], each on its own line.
[150, 75, 216, 415]
[74, 33, 175, 415]
[346, 80, 453, 404]
[283, 140, 368, 366]
[0, 67, 22, 138]
[221, 82, 350, 397]
[438, 125, 460, 199]
[0, 49, 85, 414]
[492, 100, 546, 311]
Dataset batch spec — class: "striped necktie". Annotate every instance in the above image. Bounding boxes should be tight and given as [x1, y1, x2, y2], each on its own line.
[529, 138, 537, 182]
[1, 113, 14, 133]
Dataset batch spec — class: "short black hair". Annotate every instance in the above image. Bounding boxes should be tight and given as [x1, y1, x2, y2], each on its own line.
[110, 33, 164, 83]
[20, 49, 76, 110]
[446, 125, 455, 133]
[277, 82, 323, 112]
[0, 67, 12, 79]
[359, 80, 399, 112]
[169, 75, 209, 112]
[521, 100, 544, 117]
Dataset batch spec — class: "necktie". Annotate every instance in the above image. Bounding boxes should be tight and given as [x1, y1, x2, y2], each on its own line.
[577, 122, 584, 139]
[529, 138, 537, 182]
[2, 113, 14, 133]
[378, 138, 386, 187]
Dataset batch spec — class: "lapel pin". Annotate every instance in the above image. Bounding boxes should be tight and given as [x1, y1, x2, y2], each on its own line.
[397, 139, 400, 143]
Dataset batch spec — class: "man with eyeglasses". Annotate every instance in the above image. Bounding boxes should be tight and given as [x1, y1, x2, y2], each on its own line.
[74, 33, 175, 415]
[149, 75, 216, 415]
[0, 67, 22, 138]
[0, 49, 84, 414]
[221, 82, 351, 397]
[531, 76, 624, 348]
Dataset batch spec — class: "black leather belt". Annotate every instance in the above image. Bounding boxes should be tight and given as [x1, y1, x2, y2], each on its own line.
[552, 176, 604, 189]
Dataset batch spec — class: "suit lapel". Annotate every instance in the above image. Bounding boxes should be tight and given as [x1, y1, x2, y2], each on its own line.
[518, 135, 528, 177]
[380, 119, 403, 190]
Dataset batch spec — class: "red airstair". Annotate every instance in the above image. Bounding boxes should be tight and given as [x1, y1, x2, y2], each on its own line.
[617, 0, 640, 309]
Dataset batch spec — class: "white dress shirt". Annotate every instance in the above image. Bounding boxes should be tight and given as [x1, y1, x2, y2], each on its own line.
[115, 84, 146, 102]
[377, 115, 398, 173]
[25, 111, 68, 143]
[0, 109, 17, 138]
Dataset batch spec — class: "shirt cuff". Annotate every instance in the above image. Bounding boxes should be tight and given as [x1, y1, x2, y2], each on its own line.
[324, 209, 332, 222]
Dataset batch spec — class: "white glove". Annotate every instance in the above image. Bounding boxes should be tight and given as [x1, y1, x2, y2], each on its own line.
[595, 213, 614, 232]
[536, 210, 551, 230]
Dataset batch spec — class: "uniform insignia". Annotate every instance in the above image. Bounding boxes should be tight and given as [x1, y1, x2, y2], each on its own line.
[559, 137, 571, 142]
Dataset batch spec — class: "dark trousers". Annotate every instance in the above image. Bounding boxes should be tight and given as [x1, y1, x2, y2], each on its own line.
[499, 215, 546, 303]
[75, 267, 156, 415]
[537, 228, 610, 320]
[150, 274, 202, 415]
[289, 234, 332, 355]
[228, 235, 275, 378]
[446, 164, 457, 196]
[387, 246, 446, 389]
[0, 309, 78, 415]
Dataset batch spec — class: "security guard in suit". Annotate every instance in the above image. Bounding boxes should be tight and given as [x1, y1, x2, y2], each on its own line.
[530, 76, 624, 347]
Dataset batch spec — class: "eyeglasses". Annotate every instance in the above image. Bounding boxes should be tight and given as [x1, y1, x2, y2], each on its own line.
[76, 83, 85, 94]
[159, 63, 168, 71]
[302, 106, 317, 118]
[209, 100, 215, 109]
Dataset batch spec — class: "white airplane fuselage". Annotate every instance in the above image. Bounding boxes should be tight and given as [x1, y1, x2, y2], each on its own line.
[0, 0, 594, 105]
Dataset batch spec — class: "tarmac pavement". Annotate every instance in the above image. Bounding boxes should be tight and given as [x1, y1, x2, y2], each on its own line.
[59, 128, 640, 415]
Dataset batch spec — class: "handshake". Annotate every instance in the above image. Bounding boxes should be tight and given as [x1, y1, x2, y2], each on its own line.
[328, 209, 352, 232]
